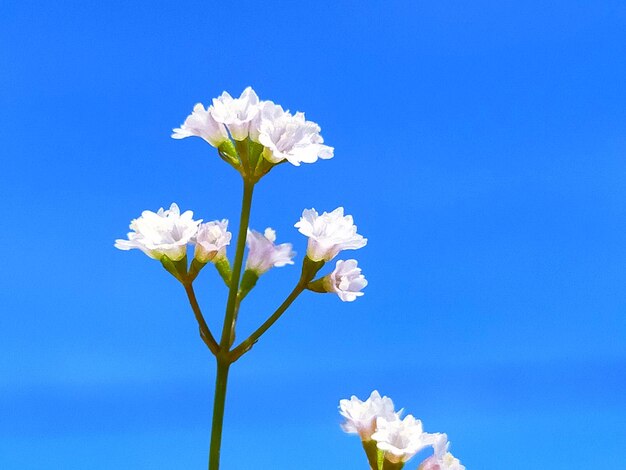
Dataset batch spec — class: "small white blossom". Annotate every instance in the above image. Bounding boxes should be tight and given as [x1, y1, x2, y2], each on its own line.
[324, 259, 368, 302]
[193, 220, 232, 263]
[245, 228, 295, 274]
[115, 203, 201, 261]
[171, 103, 229, 147]
[255, 104, 333, 166]
[248, 100, 286, 142]
[419, 434, 465, 470]
[339, 391, 398, 441]
[372, 415, 433, 464]
[295, 208, 367, 262]
[210, 86, 260, 141]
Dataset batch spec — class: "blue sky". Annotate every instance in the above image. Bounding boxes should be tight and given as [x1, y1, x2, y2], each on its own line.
[1, 1, 626, 468]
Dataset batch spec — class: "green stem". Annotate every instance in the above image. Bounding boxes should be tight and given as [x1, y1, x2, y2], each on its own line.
[184, 283, 219, 355]
[207, 179, 254, 470]
[220, 180, 254, 347]
[230, 282, 306, 362]
[208, 359, 230, 470]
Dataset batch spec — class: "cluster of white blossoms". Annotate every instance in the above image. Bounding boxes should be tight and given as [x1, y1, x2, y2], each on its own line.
[114, 203, 203, 262]
[172, 86, 333, 167]
[340, 391, 465, 469]
[115, 203, 367, 301]
[115, 203, 229, 265]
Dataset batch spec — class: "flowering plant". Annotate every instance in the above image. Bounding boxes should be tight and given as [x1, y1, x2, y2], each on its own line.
[115, 87, 463, 469]
[340, 391, 465, 469]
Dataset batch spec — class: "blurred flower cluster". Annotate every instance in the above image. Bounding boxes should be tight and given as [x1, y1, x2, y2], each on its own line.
[340, 391, 465, 470]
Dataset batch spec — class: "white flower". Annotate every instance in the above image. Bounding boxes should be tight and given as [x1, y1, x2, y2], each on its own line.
[255, 105, 333, 166]
[115, 203, 201, 261]
[339, 391, 398, 441]
[171, 103, 229, 147]
[372, 415, 433, 464]
[193, 219, 232, 263]
[210, 86, 260, 141]
[248, 100, 286, 142]
[295, 208, 367, 262]
[245, 228, 295, 274]
[419, 434, 465, 470]
[324, 259, 368, 302]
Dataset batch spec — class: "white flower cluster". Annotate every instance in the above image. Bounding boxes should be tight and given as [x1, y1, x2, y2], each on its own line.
[340, 391, 465, 469]
[172, 86, 333, 166]
[115, 203, 231, 264]
[296, 207, 368, 302]
[115, 204, 368, 300]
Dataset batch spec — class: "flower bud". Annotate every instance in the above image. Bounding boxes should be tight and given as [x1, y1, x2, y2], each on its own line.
[193, 220, 232, 264]
[314, 259, 367, 301]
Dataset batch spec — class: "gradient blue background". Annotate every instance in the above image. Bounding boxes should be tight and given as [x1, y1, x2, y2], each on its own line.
[1, 1, 625, 468]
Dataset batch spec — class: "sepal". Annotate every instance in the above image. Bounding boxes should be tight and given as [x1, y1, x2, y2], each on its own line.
[160, 255, 188, 283]
[306, 277, 328, 293]
[188, 258, 206, 282]
[214, 257, 232, 286]
[234, 139, 250, 172]
[218, 140, 239, 168]
[248, 140, 264, 172]
[361, 439, 379, 470]
[378, 452, 404, 470]
[300, 256, 325, 283]
[238, 269, 259, 301]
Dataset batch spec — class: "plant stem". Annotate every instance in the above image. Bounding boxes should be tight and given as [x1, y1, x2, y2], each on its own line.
[230, 282, 306, 362]
[208, 359, 230, 470]
[208, 178, 254, 470]
[184, 283, 219, 355]
[220, 179, 254, 347]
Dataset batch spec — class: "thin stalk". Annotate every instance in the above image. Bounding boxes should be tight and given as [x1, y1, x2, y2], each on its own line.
[230, 282, 306, 362]
[183, 283, 219, 355]
[208, 359, 230, 470]
[208, 179, 254, 470]
[220, 180, 254, 347]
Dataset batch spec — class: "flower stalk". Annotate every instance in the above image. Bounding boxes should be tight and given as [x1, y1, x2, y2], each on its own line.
[208, 179, 255, 470]
[183, 283, 219, 355]
[208, 359, 230, 470]
[219, 179, 254, 348]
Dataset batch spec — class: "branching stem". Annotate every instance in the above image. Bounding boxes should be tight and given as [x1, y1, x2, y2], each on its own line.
[183, 283, 219, 355]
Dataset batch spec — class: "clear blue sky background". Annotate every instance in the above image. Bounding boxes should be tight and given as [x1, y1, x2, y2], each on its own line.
[1, 1, 625, 469]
